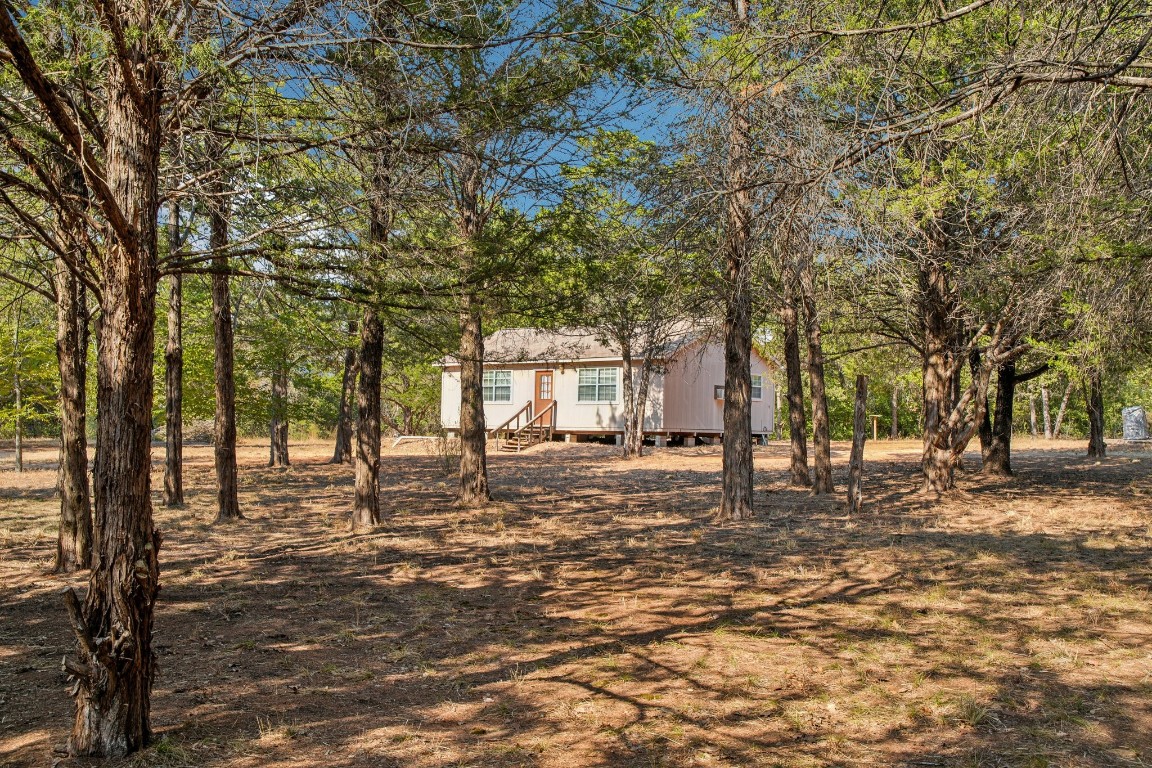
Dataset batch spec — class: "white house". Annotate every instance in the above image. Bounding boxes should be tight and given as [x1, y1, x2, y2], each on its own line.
[439, 327, 777, 447]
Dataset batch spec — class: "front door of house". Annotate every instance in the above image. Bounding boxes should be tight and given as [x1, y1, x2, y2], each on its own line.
[534, 370, 554, 418]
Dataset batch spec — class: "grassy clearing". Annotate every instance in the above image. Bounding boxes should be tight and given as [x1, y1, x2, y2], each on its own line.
[0, 438, 1149, 767]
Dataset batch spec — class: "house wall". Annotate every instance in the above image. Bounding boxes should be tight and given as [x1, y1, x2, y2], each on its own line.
[439, 368, 531, 430]
[440, 344, 774, 436]
[661, 342, 776, 435]
[440, 364, 664, 433]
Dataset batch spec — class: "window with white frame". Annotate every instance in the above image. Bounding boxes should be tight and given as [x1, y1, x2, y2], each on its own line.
[482, 370, 512, 403]
[577, 367, 618, 402]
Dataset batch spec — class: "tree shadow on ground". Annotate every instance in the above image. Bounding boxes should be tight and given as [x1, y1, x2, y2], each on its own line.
[1, 441, 1149, 767]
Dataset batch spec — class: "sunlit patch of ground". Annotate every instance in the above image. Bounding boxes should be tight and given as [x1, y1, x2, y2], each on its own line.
[1, 436, 1149, 767]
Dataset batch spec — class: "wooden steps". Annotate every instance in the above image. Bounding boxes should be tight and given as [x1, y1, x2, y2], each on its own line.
[492, 402, 556, 452]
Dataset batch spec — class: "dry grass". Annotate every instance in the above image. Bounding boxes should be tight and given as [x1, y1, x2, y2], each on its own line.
[0, 437, 1150, 767]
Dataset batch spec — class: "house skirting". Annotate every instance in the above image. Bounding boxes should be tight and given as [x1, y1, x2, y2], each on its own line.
[445, 429, 771, 446]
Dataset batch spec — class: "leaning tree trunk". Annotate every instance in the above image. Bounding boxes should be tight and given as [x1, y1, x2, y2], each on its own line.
[53, 256, 92, 572]
[209, 196, 241, 521]
[352, 309, 384, 530]
[1086, 371, 1106, 458]
[331, 320, 358, 464]
[457, 297, 491, 507]
[163, 201, 183, 506]
[982, 361, 1015, 475]
[798, 257, 832, 494]
[781, 297, 810, 487]
[268, 364, 289, 467]
[717, 6, 755, 521]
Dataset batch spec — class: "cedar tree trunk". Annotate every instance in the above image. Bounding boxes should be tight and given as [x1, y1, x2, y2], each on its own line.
[268, 364, 289, 467]
[798, 257, 832, 493]
[982, 361, 1015, 475]
[1028, 386, 1038, 437]
[68, 31, 163, 756]
[890, 385, 899, 439]
[163, 202, 183, 506]
[457, 298, 490, 507]
[1041, 385, 1052, 439]
[210, 198, 241, 521]
[53, 257, 92, 571]
[847, 375, 867, 515]
[781, 297, 810, 486]
[353, 310, 383, 529]
[1086, 371, 1106, 458]
[1052, 379, 1073, 438]
[920, 256, 958, 493]
[11, 310, 21, 473]
[621, 332, 655, 460]
[332, 320, 358, 464]
[717, 2, 754, 521]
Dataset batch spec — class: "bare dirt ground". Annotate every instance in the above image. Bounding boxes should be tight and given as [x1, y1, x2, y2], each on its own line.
[1, 437, 1150, 768]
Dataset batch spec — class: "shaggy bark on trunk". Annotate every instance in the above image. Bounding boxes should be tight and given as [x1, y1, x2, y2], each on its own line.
[981, 361, 1015, 475]
[53, 257, 91, 571]
[974, 351, 993, 459]
[914, 233, 1009, 492]
[331, 320, 358, 464]
[781, 295, 810, 486]
[48, 146, 92, 570]
[798, 257, 832, 493]
[210, 196, 241, 521]
[717, 0, 754, 521]
[269, 364, 289, 467]
[982, 362, 1047, 476]
[1086, 371, 1107, 458]
[352, 309, 384, 530]
[919, 251, 963, 492]
[163, 202, 183, 506]
[352, 123, 394, 527]
[457, 298, 490, 506]
[0, 2, 167, 754]
[454, 148, 490, 508]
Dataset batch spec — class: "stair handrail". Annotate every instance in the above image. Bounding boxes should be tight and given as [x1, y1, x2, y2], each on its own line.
[510, 401, 556, 450]
[489, 400, 533, 449]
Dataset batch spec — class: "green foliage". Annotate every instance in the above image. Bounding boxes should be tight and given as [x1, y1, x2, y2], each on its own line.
[0, 291, 58, 439]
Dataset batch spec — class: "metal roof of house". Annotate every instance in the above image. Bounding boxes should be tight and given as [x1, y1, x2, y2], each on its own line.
[440, 323, 712, 366]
